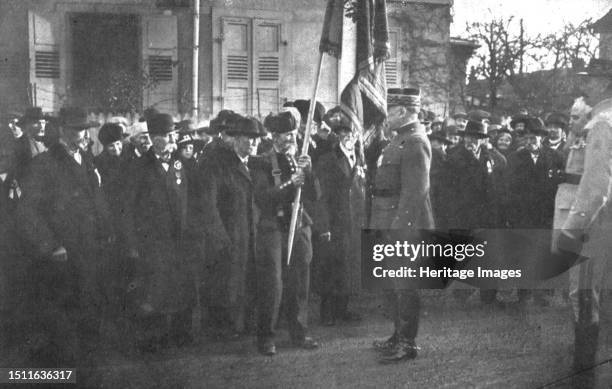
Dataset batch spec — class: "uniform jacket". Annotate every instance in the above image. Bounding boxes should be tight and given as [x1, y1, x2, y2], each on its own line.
[315, 145, 366, 295]
[553, 134, 587, 230]
[442, 145, 506, 229]
[123, 149, 193, 314]
[369, 121, 434, 230]
[198, 146, 257, 307]
[17, 143, 112, 260]
[564, 98, 612, 232]
[507, 146, 564, 228]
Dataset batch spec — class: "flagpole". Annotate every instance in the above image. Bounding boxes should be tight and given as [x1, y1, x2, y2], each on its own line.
[287, 52, 325, 266]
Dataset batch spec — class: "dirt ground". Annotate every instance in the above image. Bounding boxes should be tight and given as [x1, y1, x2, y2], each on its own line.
[56, 290, 610, 389]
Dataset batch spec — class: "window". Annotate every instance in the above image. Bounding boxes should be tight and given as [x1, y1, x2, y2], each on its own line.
[221, 17, 283, 116]
[386, 27, 402, 88]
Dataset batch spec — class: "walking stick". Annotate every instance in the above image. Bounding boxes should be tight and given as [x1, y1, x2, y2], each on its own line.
[286, 52, 324, 266]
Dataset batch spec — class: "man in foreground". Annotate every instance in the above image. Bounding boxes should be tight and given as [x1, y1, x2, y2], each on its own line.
[370, 88, 434, 363]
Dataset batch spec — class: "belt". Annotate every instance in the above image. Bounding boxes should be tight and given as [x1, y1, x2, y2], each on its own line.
[372, 188, 400, 198]
[563, 173, 582, 185]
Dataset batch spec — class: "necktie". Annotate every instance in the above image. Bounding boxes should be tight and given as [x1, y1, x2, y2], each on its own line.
[349, 154, 355, 168]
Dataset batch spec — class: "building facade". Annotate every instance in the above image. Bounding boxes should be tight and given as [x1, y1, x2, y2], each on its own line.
[0, 0, 466, 118]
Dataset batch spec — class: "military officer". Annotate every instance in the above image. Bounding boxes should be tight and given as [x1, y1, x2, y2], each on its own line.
[370, 88, 434, 363]
[556, 59, 612, 379]
[250, 111, 319, 356]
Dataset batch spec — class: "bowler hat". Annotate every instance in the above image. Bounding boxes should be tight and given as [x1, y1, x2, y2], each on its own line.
[452, 111, 467, 120]
[468, 109, 491, 122]
[98, 123, 128, 146]
[459, 120, 488, 138]
[524, 117, 548, 136]
[210, 110, 240, 132]
[388, 88, 421, 108]
[226, 117, 266, 138]
[59, 107, 98, 130]
[18, 107, 48, 126]
[290, 100, 326, 124]
[510, 114, 530, 131]
[264, 112, 298, 134]
[139, 107, 160, 123]
[147, 113, 176, 136]
[324, 106, 352, 134]
[545, 112, 569, 130]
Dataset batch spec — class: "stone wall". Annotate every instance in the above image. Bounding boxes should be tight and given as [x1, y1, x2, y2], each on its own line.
[389, 1, 452, 116]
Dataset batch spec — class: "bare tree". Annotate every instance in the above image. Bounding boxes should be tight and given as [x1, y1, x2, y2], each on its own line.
[465, 17, 539, 109]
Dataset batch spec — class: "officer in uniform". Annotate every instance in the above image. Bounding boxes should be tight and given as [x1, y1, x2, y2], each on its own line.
[370, 88, 434, 362]
[250, 111, 319, 356]
[556, 59, 612, 381]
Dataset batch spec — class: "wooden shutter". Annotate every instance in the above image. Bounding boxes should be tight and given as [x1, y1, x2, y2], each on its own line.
[253, 19, 282, 117]
[142, 15, 178, 113]
[385, 28, 401, 88]
[221, 17, 251, 115]
[28, 10, 65, 112]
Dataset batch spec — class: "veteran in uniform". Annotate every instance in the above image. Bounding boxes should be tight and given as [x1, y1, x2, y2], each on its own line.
[370, 88, 434, 363]
[250, 111, 319, 356]
[556, 59, 612, 378]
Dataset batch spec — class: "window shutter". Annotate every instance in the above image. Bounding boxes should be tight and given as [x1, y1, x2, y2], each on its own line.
[385, 28, 401, 88]
[28, 11, 65, 112]
[142, 15, 178, 113]
[221, 17, 251, 115]
[253, 19, 282, 118]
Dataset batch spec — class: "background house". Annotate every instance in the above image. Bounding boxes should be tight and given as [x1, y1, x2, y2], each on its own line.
[0, 0, 474, 118]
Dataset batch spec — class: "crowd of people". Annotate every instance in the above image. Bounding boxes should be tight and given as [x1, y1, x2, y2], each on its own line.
[0, 78, 605, 375]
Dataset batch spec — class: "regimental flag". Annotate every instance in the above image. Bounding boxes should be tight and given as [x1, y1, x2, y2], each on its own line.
[320, 0, 390, 134]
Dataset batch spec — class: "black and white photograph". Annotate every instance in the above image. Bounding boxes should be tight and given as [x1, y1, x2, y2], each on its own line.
[1, 0, 612, 387]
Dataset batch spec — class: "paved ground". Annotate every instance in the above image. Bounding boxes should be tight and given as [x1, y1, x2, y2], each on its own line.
[68, 290, 612, 389]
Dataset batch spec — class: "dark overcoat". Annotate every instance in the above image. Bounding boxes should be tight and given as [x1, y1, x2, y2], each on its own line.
[17, 144, 112, 363]
[123, 149, 194, 315]
[507, 147, 564, 228]
[198, 146, 257, 309]
[315, 145, 366, 295]
[442, 146, 506, 229]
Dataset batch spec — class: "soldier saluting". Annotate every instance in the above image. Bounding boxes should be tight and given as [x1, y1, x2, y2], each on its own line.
[370, 88, 434, 363]
[250, 111, 320, 356]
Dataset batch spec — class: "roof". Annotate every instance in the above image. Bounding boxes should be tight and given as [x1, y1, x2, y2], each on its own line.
[450, 37, 480, 49]
[593, 8, 612, 33]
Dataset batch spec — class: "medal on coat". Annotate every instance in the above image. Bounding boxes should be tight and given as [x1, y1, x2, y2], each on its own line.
[174, 160, 183, 185]
[486, 160, 493, 174]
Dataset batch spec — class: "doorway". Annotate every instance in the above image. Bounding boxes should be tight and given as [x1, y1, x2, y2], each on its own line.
[70, 13, 140, 112]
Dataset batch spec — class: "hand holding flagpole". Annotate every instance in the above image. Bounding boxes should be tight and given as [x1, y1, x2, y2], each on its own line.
[286, 54, 324, 265]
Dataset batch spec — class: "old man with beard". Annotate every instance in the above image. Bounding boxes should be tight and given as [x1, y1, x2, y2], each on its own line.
[250, 111, 320, 356]
[123, 113, 195, 351]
